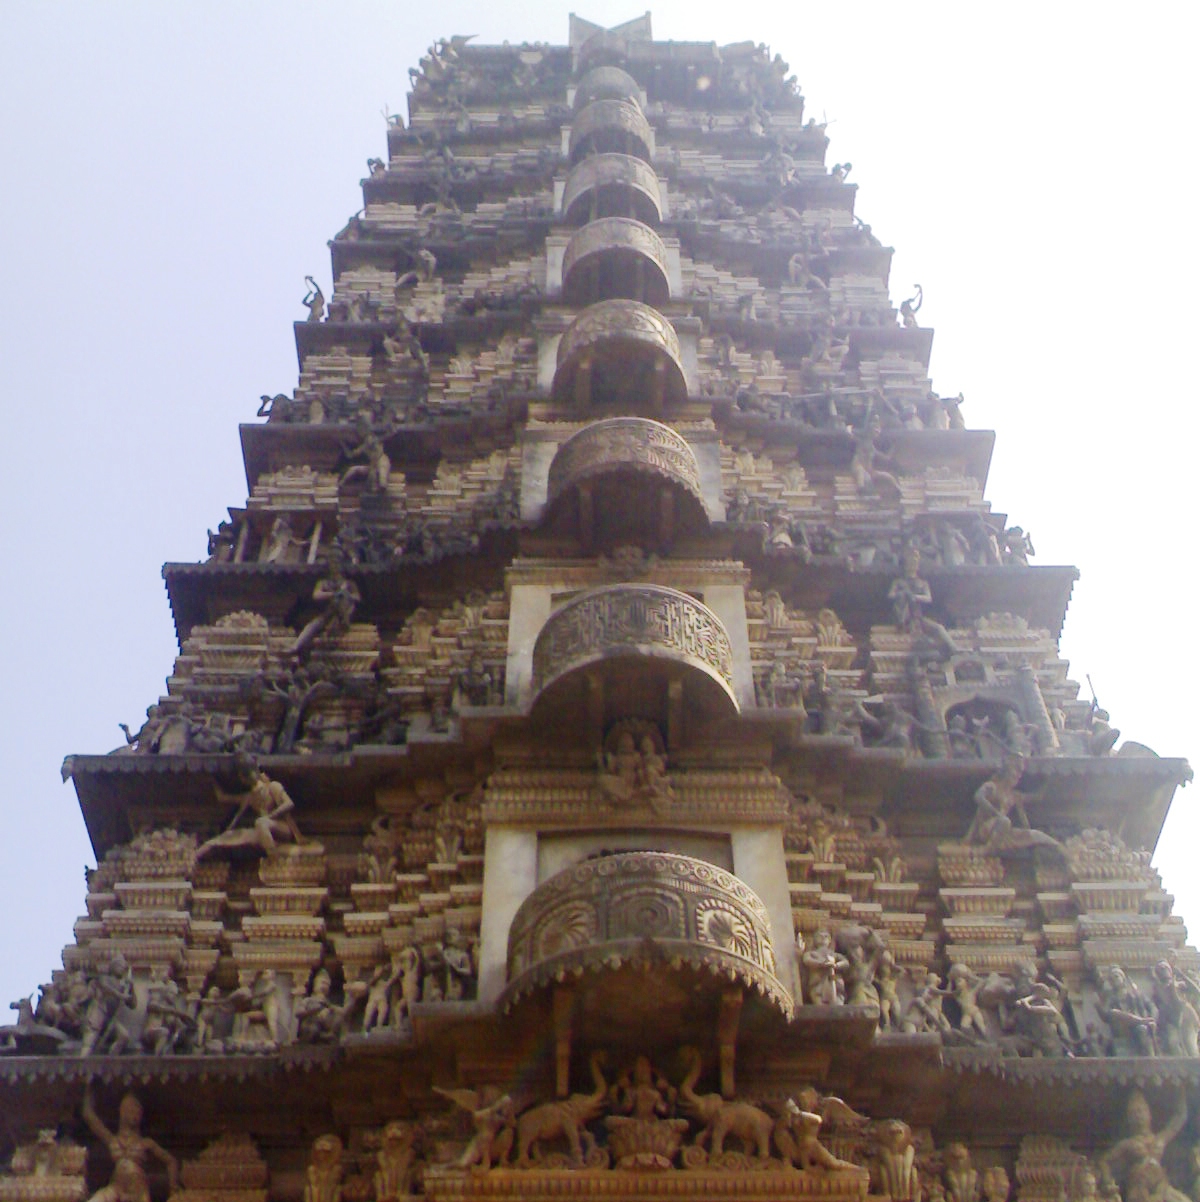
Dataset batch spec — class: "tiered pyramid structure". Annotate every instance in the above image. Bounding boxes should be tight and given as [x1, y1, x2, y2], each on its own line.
[4, 16, 1199, 1202]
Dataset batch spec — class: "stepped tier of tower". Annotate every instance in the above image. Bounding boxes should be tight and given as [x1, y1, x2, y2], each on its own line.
[4, 18, 1197, 1202]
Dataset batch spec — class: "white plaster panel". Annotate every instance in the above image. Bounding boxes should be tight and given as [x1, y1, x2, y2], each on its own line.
[731, 827, 796, 1003]
[692, 441, 725, 521]
[477, 826, 539, 1006]
[665, 243, 682, 296]
[537, 331, 563, 392]
[677, 328, 697, 394]
[545, 236, 568, 295]
[506, 584, 553, 707]
[553, 178, 565, 213]
[700, 584, 754, 708]
[520, 439, 557, 520]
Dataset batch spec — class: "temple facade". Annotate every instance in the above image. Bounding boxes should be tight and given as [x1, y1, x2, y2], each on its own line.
[4, 15, 1199, 1202]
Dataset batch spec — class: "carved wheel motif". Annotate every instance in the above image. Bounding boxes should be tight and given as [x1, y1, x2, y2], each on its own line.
[501, 852, 791, 1017]
[531, 584, 737, 705]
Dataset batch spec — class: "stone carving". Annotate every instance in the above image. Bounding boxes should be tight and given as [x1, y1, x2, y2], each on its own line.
[291, 565, 362, 661]
[561, 218, 671, 305]
[773, 1100, 861, 1172]
[593, 722, 675, 812]
[899, 285, 923, 329]
[502, 852, 791, 1016]
[199, 766, 305, 860]
[1100, 1091, 1188, 1201]
[605, 1055, 687, 1170]
[304, 1135, 343, 1202]
[964, 758, 1063, 857]
[1095, 967, 1159, 1057]
[374, 1122, 420, 1200]
[0, 1131, 86, 1202]
[303, 277, 325, 323]
[871, 1119, 921, 1202]
[943, 1143, 979, 1202]
[516, 1052, 609, 1167]
[889, 547, 959, 659]
[678, 1047, 774, 1160]
[801, 929, 849, 1006]
[1150, 961, 1200, 1056]
[81, 1087, 178, 1202]
[433, 1088, 516, 1170]
[546, 418, 703, 508]
[531, 585, 736, 698]
[562, 153, 662, 224]
[569, 99, 653, 162]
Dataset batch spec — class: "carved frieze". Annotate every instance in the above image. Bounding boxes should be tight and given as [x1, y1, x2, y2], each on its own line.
[561, 218, 671, 306]
[501, 852, 792, 1016]
[568, 99, 653, 164]
[563, 153, 662, 225]
[530, 584, 736, 704]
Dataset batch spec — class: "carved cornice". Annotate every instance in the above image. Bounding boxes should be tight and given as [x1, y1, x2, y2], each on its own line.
[500, 852, 793, 1017]
[426, 1166, 867, 1200]
[569, 100, 653, 164]
[531, 584, 736, 705]
[482, 764, 789, 827]
[563, 154, 662, 225]
[547, 418, 703, 509]
[505, 557, 750, 588]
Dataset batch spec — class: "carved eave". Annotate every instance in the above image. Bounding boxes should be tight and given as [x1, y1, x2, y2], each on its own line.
[0, 1047, 340, 1086]
[675, 230, 893, 285]
[239, 409, 525, 494]
[359, 170, 558, 212]
[702, 323, 933, 372]
[329, 229, 552, 279]
[162, 546, 515, 645]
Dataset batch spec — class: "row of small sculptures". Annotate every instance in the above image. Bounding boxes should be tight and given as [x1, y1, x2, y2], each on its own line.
[1, 941, 477, 1059]
[794, 927, 1200, 1060]
[8, 1080, 1200, 1202]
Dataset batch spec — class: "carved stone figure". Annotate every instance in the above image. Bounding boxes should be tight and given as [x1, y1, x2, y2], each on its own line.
[903, 972, 952, 1035]
[981, 1166, 1010, 1202]
[140, 966, 193, 1055]
[302, 277, 325, 323]
[374, 1121, 419, 1199]
[339, 418, 394, 493]
[1100, 1090, 1187, 1198]
[516, 1051, 608, 1167]
[433, 1088, 516, 1170]
[79, 955, 137, 1056]
[198, 767, 304, 860]
[81, 1087, 178, 1202]
[773, 1100, 860, 1172]
[290, 565, 361, 661]
[1150, 961, 1200, 1056]
[1096, 967, 1158, 1056]
[964, 758, 1063, 857]
[678, 1047, 774, 1160]
[802, 929, 848, 1006]
[442, 928, 476, 1001]
[304, 1135, 343, 1202]
[943, 1143, 980, 1202]
[899, 285, 922, 329]
[872, 1119, 921, 1202]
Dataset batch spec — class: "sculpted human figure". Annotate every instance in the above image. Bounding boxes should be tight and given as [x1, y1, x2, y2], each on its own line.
[302, 276, 325, 323]
[1096, 966, 1158, 1056]
[773, 1099, 860, 1172]
[802, 929, 848, 1006]
[899, 285, 923, 329]
[80, 955, 136, 1056]
[889, 545, 959, 658]
[1101, 1090, 1187, 1197]
[81, 1087, 178, 1202]
[1150, 961, 1200, 1056]
[964, 757, 1063, 856]
[198, 766, 303, 860]
[339, 417, 394, 492]
[903, 971, 952, 1035]
[443, 927, 475, 1001]
[946, 964, 989, 1039]
[291, 564, 362, 661]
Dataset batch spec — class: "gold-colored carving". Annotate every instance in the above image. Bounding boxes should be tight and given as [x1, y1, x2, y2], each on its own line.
[516, 1053, 610, 1168]
[81, 1087, 179, 1202]
[0, 1132, 86, 1202]
[547, 419, 701, 508]
[531, 585, 736, 701]
[501, 853, 791, 1017]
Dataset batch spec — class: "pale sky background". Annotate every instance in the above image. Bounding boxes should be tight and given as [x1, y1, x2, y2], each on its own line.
[0, 2, 1196, 1009]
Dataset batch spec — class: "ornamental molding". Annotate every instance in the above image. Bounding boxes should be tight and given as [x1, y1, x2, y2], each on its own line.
[500, 852, 792, 1017]
[569, 100, 653, 164]
[531, 584, 736, 704]
[563, 154, 662, 224]
[504, 556, 750, 588]
[546, 418, 703, 509]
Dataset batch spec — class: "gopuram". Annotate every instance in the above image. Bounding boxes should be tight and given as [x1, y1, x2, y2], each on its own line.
[5, 15, 1199, 1202]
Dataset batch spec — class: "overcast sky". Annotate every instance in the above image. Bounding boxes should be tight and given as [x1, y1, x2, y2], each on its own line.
[1, 2, 1197, 1009]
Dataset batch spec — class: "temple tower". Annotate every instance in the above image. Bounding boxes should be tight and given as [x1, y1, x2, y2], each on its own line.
[3, 18, 1197, 1202]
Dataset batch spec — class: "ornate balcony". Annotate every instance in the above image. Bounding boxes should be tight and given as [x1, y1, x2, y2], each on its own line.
[544, 418, 707, 548]
[563, 153, 662, 226]
[561, 218, 671, 306]
[501, 852, 792, 1017]
[569, 99, 654, 165]
[531, 584, 738, 715]
[572, 65, 643, 112]
[553, 299, 685, 409]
